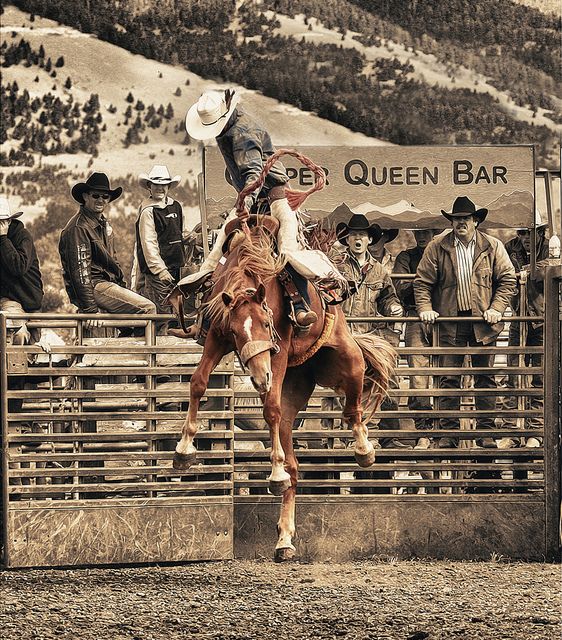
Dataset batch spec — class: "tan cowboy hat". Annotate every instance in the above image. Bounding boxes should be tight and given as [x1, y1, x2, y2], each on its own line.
[71, 172, 122, 204]
[441, 196, 488, 224]
[139, 165, 181, 190]
[0, 196, 23, 220]
[185, 89, 240, 140]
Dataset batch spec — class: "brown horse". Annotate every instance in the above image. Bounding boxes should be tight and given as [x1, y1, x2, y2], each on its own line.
[172, 221, 395, 561]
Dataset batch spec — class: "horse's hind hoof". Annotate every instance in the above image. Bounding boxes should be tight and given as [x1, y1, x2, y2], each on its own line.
[268, 477, 292, 496]
[173, 451, 197, 470]
[355, 448, 376, 468]
[274, 546, 296, 563]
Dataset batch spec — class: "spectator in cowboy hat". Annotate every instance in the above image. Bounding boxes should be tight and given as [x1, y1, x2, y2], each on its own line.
[499, 209, 549, 449]
[59, 173, 156, 329]
[179, 88, 345, 329]
[414, 195, 516, 449]
[368, 226, 399, 273]
[324, 213, 407, 451]
[393, 228, 439, 448]
[0, 195, 43, 345]
[131, 165, 197, 332]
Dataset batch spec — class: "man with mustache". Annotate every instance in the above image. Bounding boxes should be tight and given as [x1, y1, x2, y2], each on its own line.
[414, 196, 516, 449]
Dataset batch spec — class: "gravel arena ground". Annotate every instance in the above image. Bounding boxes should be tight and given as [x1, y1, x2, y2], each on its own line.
[1, 559, 560, 640]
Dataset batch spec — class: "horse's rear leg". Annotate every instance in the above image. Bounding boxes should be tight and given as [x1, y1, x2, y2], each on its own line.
[274, 371, 315, 562]
[173, 338, 226, 470]
[342, 361, 376, 468]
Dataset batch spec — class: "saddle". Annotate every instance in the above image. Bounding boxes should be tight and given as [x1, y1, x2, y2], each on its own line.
[167, 214, 345, 340]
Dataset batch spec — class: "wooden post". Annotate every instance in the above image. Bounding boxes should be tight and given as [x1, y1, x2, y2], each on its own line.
[543, 264, 561, 560]
[0, 314, 10, 567]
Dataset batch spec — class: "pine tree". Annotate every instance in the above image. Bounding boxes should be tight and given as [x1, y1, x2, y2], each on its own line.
[126, 92, 134, 103]
[64, 77, 72, 89]
[55, 55, 64, 67]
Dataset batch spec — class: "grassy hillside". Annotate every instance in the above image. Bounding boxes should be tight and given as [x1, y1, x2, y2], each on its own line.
[7, 0, 559, 168]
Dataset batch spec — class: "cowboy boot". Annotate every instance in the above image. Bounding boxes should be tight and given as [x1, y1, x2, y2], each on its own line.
[176, 209, 238, 290]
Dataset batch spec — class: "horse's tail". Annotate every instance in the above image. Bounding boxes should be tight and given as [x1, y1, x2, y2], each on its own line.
[353, 333, 396, 421]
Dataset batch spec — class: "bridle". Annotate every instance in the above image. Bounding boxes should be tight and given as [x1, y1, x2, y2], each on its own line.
[229, 292, 280, 372]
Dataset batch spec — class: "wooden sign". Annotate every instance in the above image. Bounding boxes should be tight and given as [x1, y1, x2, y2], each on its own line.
[203, 145, 535, 230]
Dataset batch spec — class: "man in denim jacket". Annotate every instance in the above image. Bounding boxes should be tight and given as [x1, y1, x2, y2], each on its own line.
[180, 89, 344, 329]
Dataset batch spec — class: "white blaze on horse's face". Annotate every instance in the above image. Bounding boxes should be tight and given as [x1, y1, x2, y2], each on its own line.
[243, 317, 253, 341]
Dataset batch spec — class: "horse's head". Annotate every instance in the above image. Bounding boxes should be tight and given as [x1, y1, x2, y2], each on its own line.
[222, 282, 278, 395]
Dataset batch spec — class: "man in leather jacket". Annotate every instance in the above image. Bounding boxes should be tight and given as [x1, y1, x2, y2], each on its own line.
[59, 173, 155, 323]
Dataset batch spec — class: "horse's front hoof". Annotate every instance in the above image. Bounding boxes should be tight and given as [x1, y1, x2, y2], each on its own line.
[268, 477, 292, 496]
[173, 451, 197, 470]
[274, 546, 296, 563]
[355, 447, 376, 468]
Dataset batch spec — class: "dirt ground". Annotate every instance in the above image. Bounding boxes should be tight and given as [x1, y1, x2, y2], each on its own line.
[1, 559, 559, 640]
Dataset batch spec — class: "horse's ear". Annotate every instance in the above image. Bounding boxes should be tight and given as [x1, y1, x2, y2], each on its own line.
[222, 292, 234, 307]
[254, 282, 266, 303]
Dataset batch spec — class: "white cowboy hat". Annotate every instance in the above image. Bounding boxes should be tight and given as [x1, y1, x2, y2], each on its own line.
[0, 196, 23, 220]
[185, 89, 240, 140]
[138, 165, 181, 190]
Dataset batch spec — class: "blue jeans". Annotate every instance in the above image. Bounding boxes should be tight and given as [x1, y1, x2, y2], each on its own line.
[93, 281, 156, 315]
[438, 319, 496, 430]
[404, 317, 433, 429]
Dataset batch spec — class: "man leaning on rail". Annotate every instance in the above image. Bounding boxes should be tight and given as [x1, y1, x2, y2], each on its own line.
[58, 172, 156, 334]
[414, 196, 517, 449]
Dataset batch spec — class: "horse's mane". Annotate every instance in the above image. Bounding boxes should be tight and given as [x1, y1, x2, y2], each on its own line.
[204, 225, 285, 332]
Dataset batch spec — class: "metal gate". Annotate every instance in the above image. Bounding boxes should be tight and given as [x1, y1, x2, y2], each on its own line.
[1, 267, 560, 566]
[1, 316, 235, 567]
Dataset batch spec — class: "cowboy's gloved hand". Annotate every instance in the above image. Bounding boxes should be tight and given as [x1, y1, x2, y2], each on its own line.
[0, 220, 9, 235]
[158, 269, 175, 284]
[483, 308, 502, 325]
[420, 310, 439, 324]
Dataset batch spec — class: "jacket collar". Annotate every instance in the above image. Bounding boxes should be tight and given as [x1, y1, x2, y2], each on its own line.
[78, 206, 107, 233]
[442, 229, 490, 255]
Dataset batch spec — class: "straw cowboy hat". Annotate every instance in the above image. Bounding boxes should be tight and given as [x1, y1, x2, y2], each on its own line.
[0, 196, 23, 220]
[185, 89, 240, 140]
[71, 172, 122, 204]
[336, 214, 383, 246]
[138, 165, 181, 190]
[441, 195, 488, 224]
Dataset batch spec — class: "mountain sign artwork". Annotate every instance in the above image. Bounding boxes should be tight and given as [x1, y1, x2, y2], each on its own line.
[203, 145, 535, 231]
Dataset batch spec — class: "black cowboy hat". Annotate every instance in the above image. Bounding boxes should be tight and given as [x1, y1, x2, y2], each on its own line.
[441, 196, 488, 224]
[380, 228, 399, 243]
[71, 172, 123, 204]
[336, 214, 383, 246]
